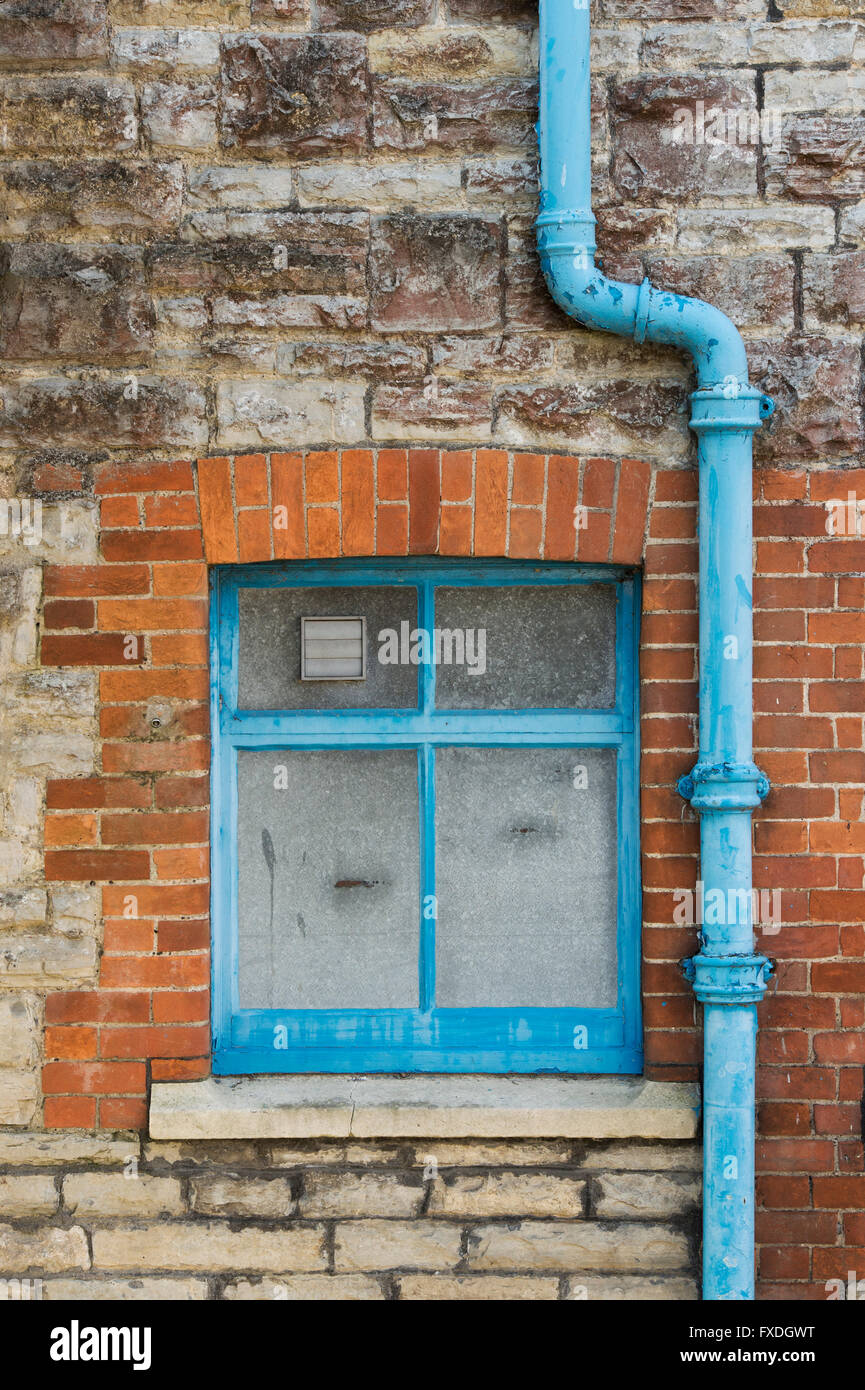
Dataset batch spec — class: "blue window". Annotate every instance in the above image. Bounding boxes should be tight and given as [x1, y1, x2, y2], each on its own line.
[211, 559, 641, 1074]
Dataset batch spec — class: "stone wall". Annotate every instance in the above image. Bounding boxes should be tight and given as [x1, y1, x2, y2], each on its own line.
[0, 1130, 700, 1300]
[1, 0, 861, 473]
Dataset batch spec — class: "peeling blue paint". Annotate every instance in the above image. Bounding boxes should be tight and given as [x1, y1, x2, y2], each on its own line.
[535, 0, 773, 1301]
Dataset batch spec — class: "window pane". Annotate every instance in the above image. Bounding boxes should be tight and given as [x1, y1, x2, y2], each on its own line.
[238, 586, 418, 709]
[434, 747, 618, 1008]
[237, 749, 420, 1009]
[433, 583, 616, 709]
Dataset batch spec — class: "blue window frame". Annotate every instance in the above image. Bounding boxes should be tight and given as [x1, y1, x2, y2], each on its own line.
[211, 558, 641, 1074]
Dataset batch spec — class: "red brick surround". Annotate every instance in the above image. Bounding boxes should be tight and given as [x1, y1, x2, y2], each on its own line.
[40, 448, 653, 1129]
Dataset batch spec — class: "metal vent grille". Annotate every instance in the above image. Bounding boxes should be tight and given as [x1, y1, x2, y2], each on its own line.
[300, 616, 366, 681]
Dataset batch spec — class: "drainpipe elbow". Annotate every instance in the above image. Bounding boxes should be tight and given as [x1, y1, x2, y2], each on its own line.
[536, 210, 752, 390]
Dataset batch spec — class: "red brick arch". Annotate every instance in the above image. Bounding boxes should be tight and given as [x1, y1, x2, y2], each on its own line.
[40, 448, 653, 1129]
[196, 449, 652, 566]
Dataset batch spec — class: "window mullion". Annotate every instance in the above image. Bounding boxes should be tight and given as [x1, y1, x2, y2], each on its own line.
[418, 743, 436, 1014]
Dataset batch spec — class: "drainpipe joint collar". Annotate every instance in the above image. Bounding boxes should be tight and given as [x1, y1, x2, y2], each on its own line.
[535, 208, 597, 261]
[690, 383, 774, 434]
[682, 952, 773, 1005]
[678, 760, 770, 812]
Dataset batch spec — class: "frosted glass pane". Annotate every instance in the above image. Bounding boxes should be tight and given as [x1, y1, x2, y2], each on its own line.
[238, 586, 418, 709]
[237, 749, 420, 1009]
[435, 747, 618, 1008]
[434, 584, 616, 709]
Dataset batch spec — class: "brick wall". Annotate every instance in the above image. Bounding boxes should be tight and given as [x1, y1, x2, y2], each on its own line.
[39, 446, 652, 1131]
[0, 0, 863, 1301]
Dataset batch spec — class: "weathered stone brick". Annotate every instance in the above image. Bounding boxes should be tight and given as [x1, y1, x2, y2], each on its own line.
[372, 382, 492, 442]
[296, 160, 461, 209]
[591, 26, 642, 72]
[0, 1133, 138, 1167]
[579, 1142, 702, 1171]
[611, 74, 759, 202]
[431, 334, 555, 378]
[641, 22, 750, 68]
[334, 1219, 462, 1271]
[224, 1274, 385, 1299]
[92, 1222, 327, 1273]
[63, 1173, 184, 1218]
[504, 229, 571, 330]
[0, 1223, 89, 1274]
[144, 1140, 265, 1168]
[748, 338, 862, 462]
[399, 1273, 559, 1298]
[0, 933, 98, 986]
[189, 1175, 296, 1218]
[220, 35, 367, 155]
[212, 293, 365, 330]
[745, 18, 865, 65]
[142, 81, 218, 149]
[604, 0, 762, 15]
[110, 27, 221, 72]
[0, 246, 154, 362]
[368, 26, 534, 79]
[596, 206, 676, 257]
[594, 1172, 701, 1219]
[764, 68, 865, 115]
[319, 0, 432, 27]
[112, 0, 247, 17]
[251, 0, 310, 18]
[803, 251, 865, 325]
[299, 1172, 424, 1218]
[0, 992, 39, 1066]
[464, 155, 537, 207]
[217, 379, 366, 449]
[765, 115, 865, 202]
[0, 160, 183, 236]
[369, 214, 502, 331]
[0, 1069, 38, 1124]
[44, 1276, 208, 1300]
[0, 1174, 58, 1218]
[676, 205, 835, 253]
[155, 212, 368, 302]
[0, 378, 208, 450]
[0, 79, 137, 154]
[0, 0, 107, 64]
[50, 885, 99, 940]
[372, 77, 536, 152]
[495, 381, 689, 457]
[185, 165, 294, 211]
[468, 1221, 690, 1271]
[840, 201, 865, 244]
[279, 340, 425, 382]
[0, 890, 47, 931]
[445, 0, 536, 19]
[569, 1274, 699, 1300]
[646, 255, 794, 329]
[411, 1141, 574, 1167]
[428, 1172, 585, 1218]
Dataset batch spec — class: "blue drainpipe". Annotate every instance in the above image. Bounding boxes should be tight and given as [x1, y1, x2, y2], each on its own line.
[536, 0, 775, 1300]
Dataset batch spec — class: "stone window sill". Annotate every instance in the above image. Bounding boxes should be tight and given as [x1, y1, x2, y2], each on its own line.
[149, 1075, 701, 1141]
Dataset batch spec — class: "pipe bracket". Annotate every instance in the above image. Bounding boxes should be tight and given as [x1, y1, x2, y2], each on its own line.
[682, 952, 773, 1005]
[678, 760, 770, 812]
